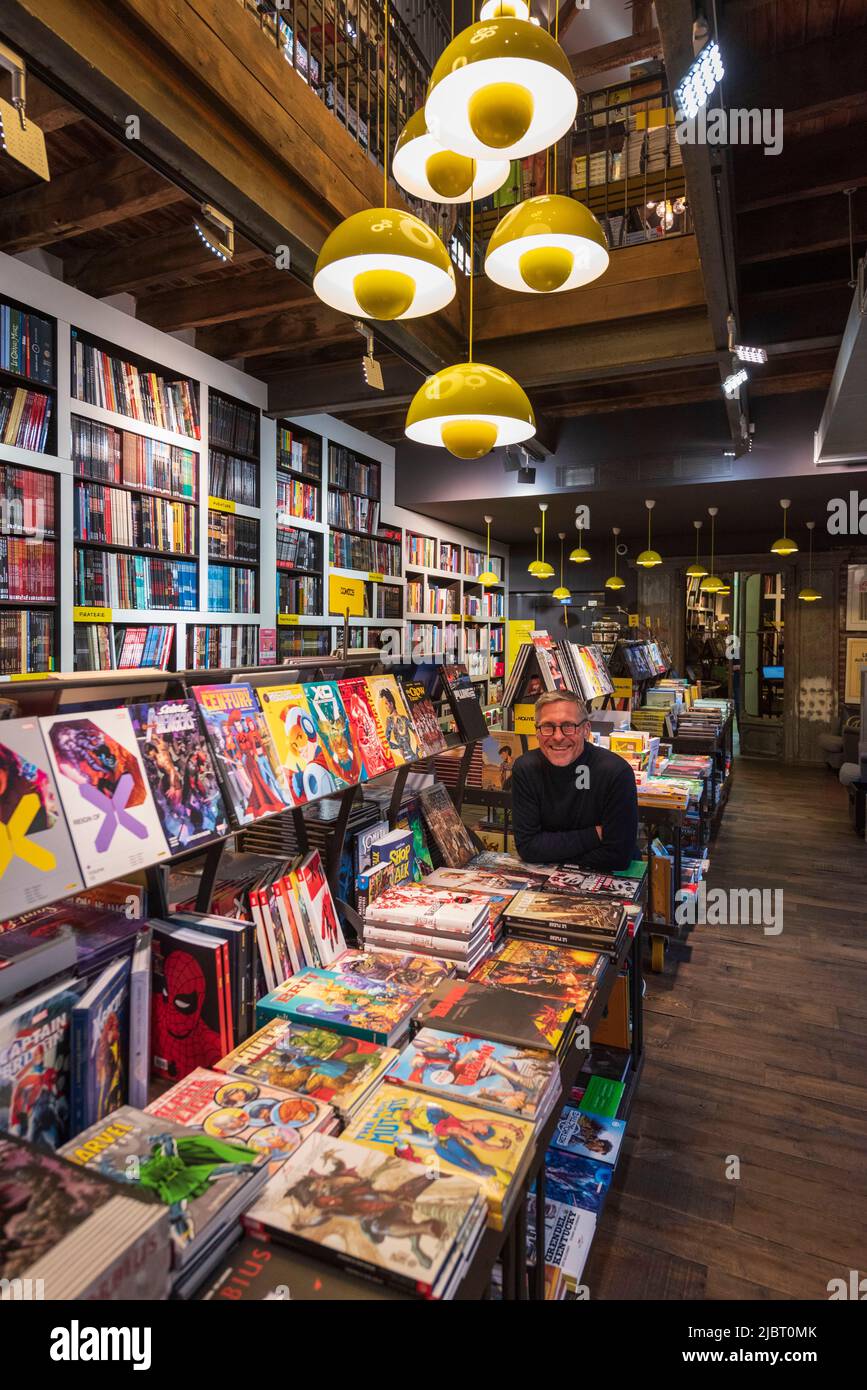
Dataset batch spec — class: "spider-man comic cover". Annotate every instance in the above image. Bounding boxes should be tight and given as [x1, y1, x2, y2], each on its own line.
[151, 925, 229, 1081]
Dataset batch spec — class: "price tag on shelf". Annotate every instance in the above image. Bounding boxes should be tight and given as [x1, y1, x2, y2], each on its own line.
[0, 672, 56, 683]
[73, 606, 113, 623]
[612, 677, 634, 700]
[208, 495, 236, 514]
[628, 613, 639, 626]
[278, 614, 300, 626]
[367, 572, 385, 583]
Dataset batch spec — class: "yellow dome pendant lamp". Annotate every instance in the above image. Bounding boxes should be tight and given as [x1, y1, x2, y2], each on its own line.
[425, 14, 578, 163]
[314, 0, 455, 321]
[770, 497, 799, 556]
[478, 514, 501, 586]
[570, 510, 591, 564]
[552, 532, 571, 602]
[605, 527, 626, 591]
[405, 197, 535, 458]
[686, 520, 708, 579]
[636, 498, 662, 568]
[700, 506, 724, 594]
[798, 521, 821, 602]
[528, 524, 545, 576]
[393, 110, 510, 203]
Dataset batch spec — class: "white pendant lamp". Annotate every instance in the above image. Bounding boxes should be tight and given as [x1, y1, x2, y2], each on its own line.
[425, 17, 577, 163]
[393, 109, 510, 204]
[314, 0, 455, 320]
[480, 0, 530, 18]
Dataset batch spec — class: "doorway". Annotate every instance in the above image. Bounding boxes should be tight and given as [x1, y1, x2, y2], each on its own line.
[737, 569, 786, 758]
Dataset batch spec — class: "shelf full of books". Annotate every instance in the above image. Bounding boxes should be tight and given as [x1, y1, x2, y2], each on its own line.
[1, 295, 56, 456]
[0, 459, 58, 674]
[209, 387, 260, 507]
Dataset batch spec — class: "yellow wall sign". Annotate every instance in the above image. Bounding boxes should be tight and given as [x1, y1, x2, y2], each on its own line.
[612, 677, 634, 700]
[513, 703, 536, 733]
[507, 619, 535, 673]
[278, 613, 300, 626]
[208, 495, 236, 514]
[2, 671, 55, 682]
[367, 571, 385, 583]
[73, 606, 113, 623]
[329, 574, 365, 617]
[628, 613, 639, 627]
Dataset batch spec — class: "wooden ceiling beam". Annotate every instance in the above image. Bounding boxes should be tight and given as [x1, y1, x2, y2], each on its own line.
[736, 125, 867, 213]
[570, 29, 663, 81]
[266, 355, 422, 419]
[738, 188, 867, 264]
[26, 76, 84, 132]
[196, 304, 357, 360]
[65, 227, 261, 297]
[137, 271, 313, 331]
[727, 30, 867, 120]
[0, 149, 186, 252]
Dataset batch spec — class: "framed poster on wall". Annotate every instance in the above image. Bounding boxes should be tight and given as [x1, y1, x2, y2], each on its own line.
[845, 638, 867, 704]
[846, 565, 867, 632]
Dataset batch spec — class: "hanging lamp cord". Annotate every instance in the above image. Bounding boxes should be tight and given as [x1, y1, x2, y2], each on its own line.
[383, 0, 389, 208]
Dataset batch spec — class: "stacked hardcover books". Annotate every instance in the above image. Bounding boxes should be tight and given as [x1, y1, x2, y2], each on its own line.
[502, 889, 629, 958]
[361, 880, 499, 975]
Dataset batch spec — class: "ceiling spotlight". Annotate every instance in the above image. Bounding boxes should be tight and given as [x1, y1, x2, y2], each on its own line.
[673, 38, 724, 121]
[722, 369, 748, 399]
[354, 321, 384, 390]
[734, 345, 767, 364]
[0, 43, 49, 180]
[193, 203, 235, 262]
[518, 463, 536, 485]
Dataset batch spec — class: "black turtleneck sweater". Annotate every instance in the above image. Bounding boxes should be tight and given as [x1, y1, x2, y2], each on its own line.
[511, 741, 639, 869]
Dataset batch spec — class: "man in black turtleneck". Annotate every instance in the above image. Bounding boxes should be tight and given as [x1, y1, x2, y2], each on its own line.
[511, 692, 638, 869]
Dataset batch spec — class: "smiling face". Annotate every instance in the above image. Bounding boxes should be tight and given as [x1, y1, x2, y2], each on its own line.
[535, 698, 589, 767]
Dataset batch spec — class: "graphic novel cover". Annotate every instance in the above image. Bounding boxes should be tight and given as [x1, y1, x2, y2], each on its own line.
[151, 922, 230, 1080]
[370, 826, 415, 888]
[129, 698, 228, 853]
[71, 955, 130, 1134]
[418, 782, 476, 868]
[42, 708, 170, 887]
[243, 1130, 483, 1295]
[402, 679, 447, 758]
[362, 882, 491, 937]
[542, 1149, 613, 1214]
[256, 683, 342, 805]
[387, 1029, 559, 1123]
[479, 733, 521, 792]
[550, 1106, 625, 1165]
[191, 684, 292, 826]
[0, 975, 80, 1148]
[195, 1231, 415, 1301]
[256, 968, 421, 1046]
[364, 675, 421, 766]
[60, 1104, 266, 1263]
[146, 1066, 334, 1171]
[215, 1017, 397, 1117]
[0, 717, 83, 909]
[415, 978, 574, 1056]
[397, 797, 434, 876]
[294, 850, 347, 967]
[474, 938, 604, 1011]
[304, 680, 365, 786]
[338, 677, 395, 779]
[353, 818, 389, 877]
[344, 1082, 535, 1228]
[504, 890, 625, 937]
[330, 948, 450, 996]
[440, 664, 489, 742]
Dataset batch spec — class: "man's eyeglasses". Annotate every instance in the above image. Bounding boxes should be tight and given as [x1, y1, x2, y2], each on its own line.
[536, 720, 587, 738]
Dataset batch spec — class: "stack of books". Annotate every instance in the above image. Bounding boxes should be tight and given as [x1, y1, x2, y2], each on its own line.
[525, 1193, 596, 1300]
[361, 880, 498, 975]
[413, 972, 578, 1063]
[501, 889, 628, 958]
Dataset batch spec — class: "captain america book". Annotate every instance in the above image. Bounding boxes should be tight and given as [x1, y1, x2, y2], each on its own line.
[129, 698, 229, 853]
[191, 684, 292, 827]
[0, 974, 81, 1148]
[42, 707, 170, 887]
[0, 716, 83, 911]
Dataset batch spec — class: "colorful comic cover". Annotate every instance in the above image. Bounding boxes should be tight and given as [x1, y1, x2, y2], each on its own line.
[473, 943, 602, 1013]
[550, 1106, 625, 1165]
[243, 1130, 484, 1296]
[330, 948, 450, 996]
[0, 717, 83, 910]
[418, 782, 476, 868]
[304, 680, 365, 785]
[338, 677, 395, 779]
[294, 850, 348, 967]
[504, 890, 625, 938]
[387, 1029, 559, 1124]
[424, 864, 529, 901]
[59, 1105, 267, 1266]
[364, 675, 421, 766]
[479, 733, 521, 792]
[71, 955, 130, 1135]
[402, 679, 447, 757]
[129, 699, 228, 854]
[146, 1066, 334, 1171]
[42, 708, 170, 887]
[256, 684, 342, 805]
[440, 664, 489, 742]
[215, 1017, 397, 1118]
[542, 1149, 613, 1214]
[362, 882, 492, 937]
[397, 797, 434, 877]
[370, 826, 415, 888]
[256, 968, 422, 1046]
[353, 818, 389, 877]
[415, 978, 574, 1056]
[343, 1082, 535, 1229]
[0, 974, 80, 1148]
[151, 922, 231, 1081]
[191, 684, 292, 826]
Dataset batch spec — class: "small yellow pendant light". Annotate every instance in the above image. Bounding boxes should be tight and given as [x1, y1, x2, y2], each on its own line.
[314, 0, 455, 321]
[636, 498, 662, 568]
[425, 16, 577, 163]
[405, 197, 535, 457]
[605, 526, 626, 591]
[479, 514, 501, 586]
[528, 524, 545, 576]
[552, 532, 571, 601]
[700, 506, 724, 593]
[770, 497, 799, 556]
[798, 521, 821, 601]
[716, 582, 731, 596]
[535, 503, 555, 579]
[686, 520, 708, 578]
[480, 0, 530, 18]
[570, 513, 591, 564]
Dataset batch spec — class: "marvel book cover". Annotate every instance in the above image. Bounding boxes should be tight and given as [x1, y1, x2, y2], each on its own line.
[129, 699, 229, 854]
[304, 680, 365, 786]
[191, 684, 292, 827]
[0, 974, 80, 1148]
[151, 922, 230, 1081]
[0, 716, 83, 910]
[256, 968, 421, 1047]
[71, 955, 131, 1135]
[387, 1028, 559, 1124]
[338, 677, 395, 779]
[257, 684, 343, 805]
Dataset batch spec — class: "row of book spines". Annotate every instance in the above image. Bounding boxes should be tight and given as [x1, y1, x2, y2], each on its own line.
[75, 549, 198, 610]
[0, 462, 56, 535]
[0, 535, 56, 600]
[329, 534, 401, 574]
[73, 446, 197, 505]
[207, 512, 260, 562]
[326, 493, 380, 533]
[0, 386, 52, 452]
[276, 527, 321, 570]
[71, 336, 200, 438]
[74, 483, 196, 553]
[186, 624, 260, 669]
[327, 450, 379, 499]
[209, 394, 258, 457]
[209, 450, 259, 508]
[0, 303, 54, 385]
[277, 436, 320, 472]
[279, 630, 331, 657]
[277, 478, 318, 522]
[73, 623, 174, 670]
[0, 610, 54, 673]
[207, 565, 257, 613]
[279, 576, 322, 613]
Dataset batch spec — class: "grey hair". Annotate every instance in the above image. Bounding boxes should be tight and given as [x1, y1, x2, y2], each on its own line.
[534, 690, 590, 724]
